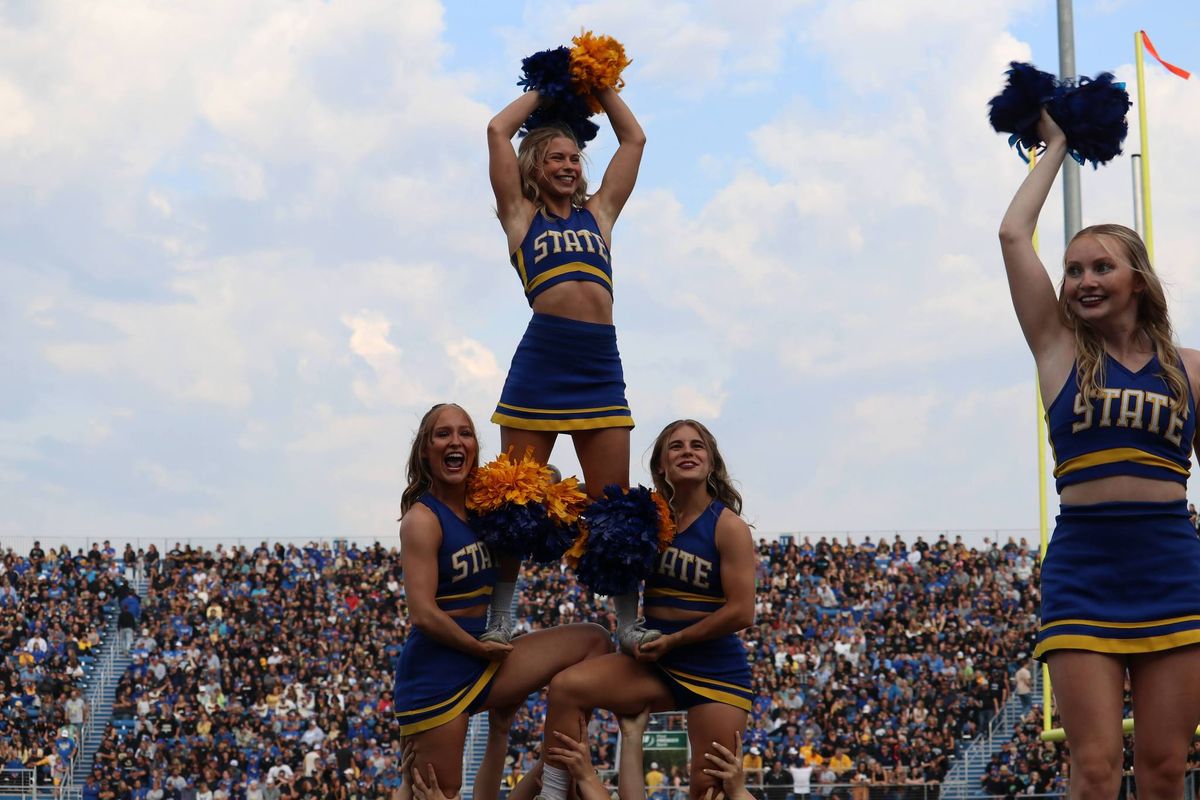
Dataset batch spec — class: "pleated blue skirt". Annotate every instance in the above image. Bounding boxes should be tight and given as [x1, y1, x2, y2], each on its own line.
[1036, 500, 1200, 659]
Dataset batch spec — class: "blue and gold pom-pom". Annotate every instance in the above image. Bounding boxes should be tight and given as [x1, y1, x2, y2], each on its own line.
[988, 61, 1131, 168]
[517, 32, 630, 146]
[466, 447, 587, 562]
[566, 484, 676, 596]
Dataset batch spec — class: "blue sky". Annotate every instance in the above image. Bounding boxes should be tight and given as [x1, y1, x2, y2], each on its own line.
[3, 1, 1200, 548]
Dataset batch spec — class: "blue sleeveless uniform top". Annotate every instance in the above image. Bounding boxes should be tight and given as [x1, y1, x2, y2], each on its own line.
[644, 501, 727, 612]
[418, 494, 497, 611]
[1047, 354, 1195, 492]
[511, 207, 612, 305]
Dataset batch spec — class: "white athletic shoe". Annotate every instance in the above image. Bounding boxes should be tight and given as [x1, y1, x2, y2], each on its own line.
[617, 619, 662, 654]
[479, 615, 513, 645]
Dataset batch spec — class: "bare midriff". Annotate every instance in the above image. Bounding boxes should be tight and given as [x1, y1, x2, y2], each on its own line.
[1060, 474, 1186, 505]
[645, 606, 711, 623]
[445, 604, 488, 618]
[531, 280, 614, 325]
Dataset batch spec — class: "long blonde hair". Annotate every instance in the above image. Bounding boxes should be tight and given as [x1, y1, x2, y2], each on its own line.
[1058, 224, 1187, 412]
[399, 404, 480, 517]
[650, 419, 743, 516]
[517, 125, 589, 209]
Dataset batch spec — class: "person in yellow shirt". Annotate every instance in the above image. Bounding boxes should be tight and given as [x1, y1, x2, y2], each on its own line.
[742, 746, 764, 790]
[646, 762, 666, 800]
[829, 747, 854, 774]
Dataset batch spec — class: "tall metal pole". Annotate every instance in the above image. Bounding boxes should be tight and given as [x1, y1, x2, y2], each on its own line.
[1057, 0, 1082, 242]
[1131, 153, 1145, 236]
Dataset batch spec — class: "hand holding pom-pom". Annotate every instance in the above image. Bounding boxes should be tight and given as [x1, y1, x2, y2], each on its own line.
[1037, 108, 1066, 149]
[988, 62, 1130, 168]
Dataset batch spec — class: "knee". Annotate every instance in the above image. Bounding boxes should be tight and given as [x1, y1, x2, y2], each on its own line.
[547, 668, 588, 707]
[580, 622, 614, 657]
[433, 766, 463, 798]
[1071, 747, 1124, 793]
[1134, 744, 1186, 789]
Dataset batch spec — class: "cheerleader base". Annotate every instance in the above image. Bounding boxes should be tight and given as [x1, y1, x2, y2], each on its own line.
[493, 312, 634, 432]
[394, 616, 499, 735]
[647, 616, 753, 711]
[1035, 500, 1200, 659]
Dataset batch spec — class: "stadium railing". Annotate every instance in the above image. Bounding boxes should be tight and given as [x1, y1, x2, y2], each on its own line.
[0, 767, 83, 800]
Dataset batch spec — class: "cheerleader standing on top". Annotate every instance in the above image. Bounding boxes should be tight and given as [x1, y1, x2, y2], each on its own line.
[484, 53, 655, 649]
[1000, 109, 1200, 800]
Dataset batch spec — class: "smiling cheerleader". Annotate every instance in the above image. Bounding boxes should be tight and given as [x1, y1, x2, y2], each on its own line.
[481, 34, 666, 652]
[999, 108, 1200, 800]
[394, 404, 612, 799]
[512, 420, 755, 800]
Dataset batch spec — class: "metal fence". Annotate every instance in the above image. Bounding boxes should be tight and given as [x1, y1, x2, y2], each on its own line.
[0, 768, 81, 799]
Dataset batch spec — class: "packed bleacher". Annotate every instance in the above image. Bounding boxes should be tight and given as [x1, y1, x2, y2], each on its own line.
[496, 533, 1052, 795]
[1, 542, 124, 791]
[3, 533, 1065, 798]
[87, 542, 407, 798]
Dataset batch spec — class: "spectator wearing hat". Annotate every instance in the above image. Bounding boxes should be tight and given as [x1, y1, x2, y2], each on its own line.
[744, 746, 764, 790]
[646, 761, 666, 800]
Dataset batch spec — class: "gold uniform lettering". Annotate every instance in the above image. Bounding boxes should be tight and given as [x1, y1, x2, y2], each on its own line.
[450, 542, 494, 583]
[1146, 392, 1170, 434]
[450, 548, 469, 582]
[533, 232, 550, 264]
[693, 558, 712, 589]
[545, 230, 564, 254]
[561, 230, 581, 253]
[1166, 407, 1189, 447]
[677, 551, 696, 579]
[1071, 393, 1094, 433]
[659, 548, 678, 578]
[1098, 388, 1122, 427]
[578, 230, 597, 253]
[1118, 389, 1145, 429]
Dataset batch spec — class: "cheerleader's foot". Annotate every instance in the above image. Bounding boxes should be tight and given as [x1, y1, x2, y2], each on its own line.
[479, 614, 513, 645]
[617, 619, 662, 654]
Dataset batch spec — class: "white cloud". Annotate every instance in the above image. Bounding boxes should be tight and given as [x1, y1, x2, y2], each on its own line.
[5, 1, 1200, 543]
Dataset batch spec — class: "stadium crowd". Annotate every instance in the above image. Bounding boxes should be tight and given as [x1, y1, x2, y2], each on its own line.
[497, 533, 1052, 797]
[0, 541, 125, 790]
[3, 532, 1064, 799]
[86, 542, 407, 799]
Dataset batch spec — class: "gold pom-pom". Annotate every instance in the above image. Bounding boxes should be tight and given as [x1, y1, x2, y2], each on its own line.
[570, 30, 631, 113]
[651, 491, 676, 552]
[564, 523, 589, 568]
[467, 446, 552, 514]
[544, 476, 589, 525]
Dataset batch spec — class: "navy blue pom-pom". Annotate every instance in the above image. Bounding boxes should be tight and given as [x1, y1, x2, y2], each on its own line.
[988, 62, 1131, 168]
[529, 517, 578, 566]
[470, 503, 546, 559]
[988, 62, 1057, 154]
[517, 46, 600, 146]
[573, 485, 666, 596]
[519, 47, 575, 105]
[1050, 73, 1130, 168]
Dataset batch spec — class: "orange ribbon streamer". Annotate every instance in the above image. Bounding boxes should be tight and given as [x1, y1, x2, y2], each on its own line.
[1141, 31, 1191, 80]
